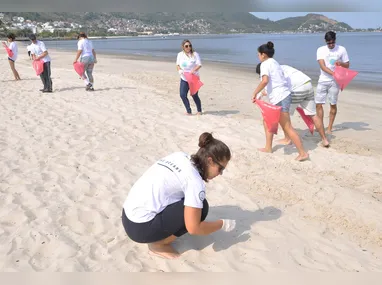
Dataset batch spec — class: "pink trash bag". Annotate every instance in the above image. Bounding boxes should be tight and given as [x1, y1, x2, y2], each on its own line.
[333, 66, 358, 91]
[255, 100, 282, 135]
[2, 42, 14, 58]
[73, 62, 85, 77]
[32, 60, 44, 76]
[296, 107, 314, 135]
[183, 72, 204, 96]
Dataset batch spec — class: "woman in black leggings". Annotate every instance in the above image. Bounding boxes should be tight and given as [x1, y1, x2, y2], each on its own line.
[122, 132, 236, 259]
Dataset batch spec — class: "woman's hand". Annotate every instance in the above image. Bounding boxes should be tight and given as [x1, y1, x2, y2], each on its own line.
[178, 69, 183, 75]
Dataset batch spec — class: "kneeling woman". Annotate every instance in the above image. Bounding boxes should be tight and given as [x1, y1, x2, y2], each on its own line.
[122, 132, 235, 259]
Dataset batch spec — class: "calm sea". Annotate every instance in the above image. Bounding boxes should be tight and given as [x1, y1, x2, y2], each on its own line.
[50, 32, 382, 88]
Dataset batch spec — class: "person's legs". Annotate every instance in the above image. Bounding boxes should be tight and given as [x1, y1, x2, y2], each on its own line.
[276, 95, 308, 161]
[191, 92, 202, 114]
[180, 79, 192, 114]
[8, 59, 20, 80]
[43, 62, 52, 92]
[300, 96, 330, 147]
[327, 82, 340, 134]
[259, 120, 274, 153]
[122, 199, 209, 259]
[315, 82, 329, 134]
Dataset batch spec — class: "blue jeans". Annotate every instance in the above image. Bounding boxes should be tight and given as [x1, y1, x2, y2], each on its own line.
[276, 94, 292, 113]
[180, 79, 202, 114]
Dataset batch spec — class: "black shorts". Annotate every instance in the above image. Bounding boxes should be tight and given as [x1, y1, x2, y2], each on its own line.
[122, 198, 209, 243]
[28, 51, 31, 56]
[8, 57, 14, 62]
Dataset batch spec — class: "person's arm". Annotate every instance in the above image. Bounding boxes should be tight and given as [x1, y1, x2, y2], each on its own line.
[252, 75, 269, 101]
[184, 206, 223, 235]
[190, 52, 202, 74]
[318, 59, 334, 76]
[35, 42, 49, 61]
[335, 48, 350, 68]
[73, 49, 82, 64]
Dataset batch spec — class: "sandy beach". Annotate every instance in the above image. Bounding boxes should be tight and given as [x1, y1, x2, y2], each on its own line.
[0, 46, 382, 272]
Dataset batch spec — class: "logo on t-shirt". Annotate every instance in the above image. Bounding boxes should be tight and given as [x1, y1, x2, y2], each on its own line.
[198, 191, 205, 201]
[181, 62, 187, 68]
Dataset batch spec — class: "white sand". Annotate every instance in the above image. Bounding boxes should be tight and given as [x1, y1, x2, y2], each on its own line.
[0, 47, 381, 272]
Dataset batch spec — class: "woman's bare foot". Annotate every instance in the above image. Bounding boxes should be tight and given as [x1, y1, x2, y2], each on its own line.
[148, 244, 180, 259]
[295, 153, 309, 162]
[258, 147, 272, 153]
[196, 112, 202, 116]
[322, 139, 330, 148]
[185, 113, 192, 116]
[326, 128, 333, 135]
[276, 138, 291, 145]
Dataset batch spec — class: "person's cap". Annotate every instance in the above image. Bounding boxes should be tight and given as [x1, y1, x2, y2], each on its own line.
[29, 34, 36, 40]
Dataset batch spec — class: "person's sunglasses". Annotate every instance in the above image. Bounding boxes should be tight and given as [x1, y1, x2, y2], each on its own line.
[184, 44, 192, 48]
[326, 41, 335, 45]
[213, 159, 225, 174]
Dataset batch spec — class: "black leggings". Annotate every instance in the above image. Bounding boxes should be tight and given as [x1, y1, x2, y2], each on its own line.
[122, 198, 209, 243]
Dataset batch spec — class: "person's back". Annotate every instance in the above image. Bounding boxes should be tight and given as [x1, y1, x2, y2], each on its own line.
[78, 38, 94, 58]
[280, 65, 311, 91]
[123, 151, 204, 223]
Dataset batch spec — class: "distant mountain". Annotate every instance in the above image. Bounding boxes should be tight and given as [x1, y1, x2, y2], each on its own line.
[0, 12, 354, 36]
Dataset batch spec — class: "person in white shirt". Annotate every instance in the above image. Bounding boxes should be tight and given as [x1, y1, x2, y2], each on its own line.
[29, 34, 53, 93]
[256, 63, 329, 147]
[176, 39, 202, 115]
[122, 132, 235, 259]
[73, 32, 97, 91]
[6, 33, 21, 80]
[252, 41, 308, 162]
[316, 31, 350, 134]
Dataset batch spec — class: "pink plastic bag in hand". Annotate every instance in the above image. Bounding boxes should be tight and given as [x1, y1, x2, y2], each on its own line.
[255, 100, 282, 134]
[32, 60, 44, 76]
[333, 66, 358, 91]
[183, 72, 204, 96]
[73, 62, 85, 77]
[296, 107, 314, 135]
[2, 42, 14, 58]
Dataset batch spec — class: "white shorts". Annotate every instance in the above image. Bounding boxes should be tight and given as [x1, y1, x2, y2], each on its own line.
[315, 81, 340, 105]
[290, 82, 316, 116]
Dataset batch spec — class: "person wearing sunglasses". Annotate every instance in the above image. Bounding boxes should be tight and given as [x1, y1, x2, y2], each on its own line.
[316, 31, 350, 134]
[176, 39, 203, 115]
[121, 132, 235, 259]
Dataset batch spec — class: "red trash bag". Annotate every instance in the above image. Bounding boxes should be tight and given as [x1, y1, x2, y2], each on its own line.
[73, 62, 85, 77]
[296, 107, 314, 135]
[32, 60, 44, 76]
[333, 66, 358, 91]
[183, 72, 204, 96]
[255, 100, 282, 134]
[2, 42, 14, 58]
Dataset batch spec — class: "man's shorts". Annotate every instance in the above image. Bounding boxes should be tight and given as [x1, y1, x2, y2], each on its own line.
[315, 81, 340, 105]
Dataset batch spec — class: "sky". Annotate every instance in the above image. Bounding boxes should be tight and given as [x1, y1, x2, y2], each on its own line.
[250, 12, 382, 29]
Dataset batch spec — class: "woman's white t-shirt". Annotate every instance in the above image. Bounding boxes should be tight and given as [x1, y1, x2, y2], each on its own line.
[77, 38, 94, 58]
[176, 51, 202, 81]
[8, 42, 18, 61]
[123, 152, 206, 223]
[260, 58, 291, 105]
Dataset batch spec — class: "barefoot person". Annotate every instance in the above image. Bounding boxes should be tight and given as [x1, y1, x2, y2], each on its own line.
[176, 39, 203, 115]
[256, 63, 330, 147]
[5, 33, 21, 80]
[316, 31, 350, 134]
[73, 32, 97, 91]
[252, 41, 308, 161]
[122, 132, 236, 259]
[29, 34, 53, 93]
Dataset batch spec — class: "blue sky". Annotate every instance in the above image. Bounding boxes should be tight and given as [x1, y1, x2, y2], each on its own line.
[250, 13, 382, 29]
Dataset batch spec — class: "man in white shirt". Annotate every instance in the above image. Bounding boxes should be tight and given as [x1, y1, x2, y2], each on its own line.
[29, 34, 53, 93]
[316, 31, 350, 134]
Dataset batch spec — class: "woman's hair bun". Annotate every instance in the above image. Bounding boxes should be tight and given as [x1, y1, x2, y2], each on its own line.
[198, 132, 214, 148]
[267, 41, 274, 49]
